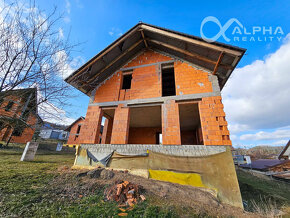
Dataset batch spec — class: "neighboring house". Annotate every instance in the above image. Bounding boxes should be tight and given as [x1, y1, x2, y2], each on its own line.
[278, 140, 290, 160]
[65, 23, 245, 146]
[240, 141, 290, 182]
[233, 155, 251, 165]
[240, 159, 290, 172]
[66, 117, 103, 144]
[39, 121, 69, 141]
[0, 88, 42, 144]
[240, 141, 290, 173]
[65, 117, 85, 144]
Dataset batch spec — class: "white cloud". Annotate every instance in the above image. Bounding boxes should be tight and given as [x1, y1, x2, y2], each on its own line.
[54, 50, 84, 79]
[228, 123, 250, 134]
[63, 16, 71, 23]
[75, 0, 84, 9]
[63, 0, 71, 23]
[58, 27, 64, 39]
[271, 139, 289, 146]
[108, 27, 122, 37]
[38, 101, 75, 125]
[240, 128, 290, 141]
[223, 34, 290, 132]
[65, 0, 71, 14]
[230, 134, 238, 140]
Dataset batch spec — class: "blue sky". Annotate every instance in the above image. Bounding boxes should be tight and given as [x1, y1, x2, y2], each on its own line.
[38, 0, 290, 148]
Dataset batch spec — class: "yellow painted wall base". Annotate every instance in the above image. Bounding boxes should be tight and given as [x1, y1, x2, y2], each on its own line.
[149, 169, 205, 188]
[73, 146, 243, 209]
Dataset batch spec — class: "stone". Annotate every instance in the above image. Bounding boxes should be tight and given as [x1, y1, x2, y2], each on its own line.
[76, 171, 88, 178]
[100, 169, 115, 179]
[87, 168, 104, 178]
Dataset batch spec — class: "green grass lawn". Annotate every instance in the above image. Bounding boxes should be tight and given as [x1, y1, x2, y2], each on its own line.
[1, 146, 289, 217]
[0, 148, 183, 218]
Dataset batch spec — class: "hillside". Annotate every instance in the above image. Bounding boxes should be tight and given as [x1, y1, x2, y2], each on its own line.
[234, 146, 284, 159]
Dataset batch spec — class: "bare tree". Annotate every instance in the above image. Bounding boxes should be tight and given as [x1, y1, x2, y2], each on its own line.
[0, 0, 79, 145]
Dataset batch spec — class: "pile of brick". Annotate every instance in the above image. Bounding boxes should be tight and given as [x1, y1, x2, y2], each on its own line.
[104, 180, 146, 215]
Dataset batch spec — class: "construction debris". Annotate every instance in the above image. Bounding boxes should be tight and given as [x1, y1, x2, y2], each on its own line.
[104, 180, 146, 212]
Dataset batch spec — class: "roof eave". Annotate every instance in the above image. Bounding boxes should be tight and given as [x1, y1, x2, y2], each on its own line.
[65, 22, 246, 95]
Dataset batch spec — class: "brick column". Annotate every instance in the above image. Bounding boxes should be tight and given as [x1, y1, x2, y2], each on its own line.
[162, 100, 181, 145]
[198, 96, 231, 146]
[101, 117, 113, 144]
[79, 105, 103, 144]
[110, 104, 130, 144]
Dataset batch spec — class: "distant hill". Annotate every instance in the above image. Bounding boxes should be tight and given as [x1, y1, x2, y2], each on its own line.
[233, 146, 284, 160]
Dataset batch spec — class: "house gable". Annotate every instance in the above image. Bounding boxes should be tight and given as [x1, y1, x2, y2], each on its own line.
[92, 49, 217, 103]
[65, 23, 245, 95]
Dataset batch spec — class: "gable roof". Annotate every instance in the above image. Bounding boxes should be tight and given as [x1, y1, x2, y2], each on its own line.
[65, 22, 246, 95]
[65, 116, 85, 132]
[278, 140, 290, 160]
[240, 159, 289, 171]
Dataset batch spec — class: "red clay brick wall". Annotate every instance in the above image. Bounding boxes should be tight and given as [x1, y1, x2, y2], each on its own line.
[93, 50, 171, 103]
[0, 95, 37, 143]
[198, 96, 231, 146]
[10, 113, 37, 143]
[162, 100, 181, 145]
[174, 61, 213, 95]
[129, 65, 161, 99]
[123, 50, 171, 68]
[67, 119, 84, 144]
[110, 104, 130, 144]
[92, 50, 215, 103]
[79, 106, 103, 144]
[93, 73, 122, 103]
[83, 49, 233, 146]
[128, 127, 161, 144]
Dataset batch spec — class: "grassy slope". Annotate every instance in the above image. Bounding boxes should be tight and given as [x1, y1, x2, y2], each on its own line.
[237, 169, 290, 212]
[0, 148, 197, 218]
[1, 146, 289, 217]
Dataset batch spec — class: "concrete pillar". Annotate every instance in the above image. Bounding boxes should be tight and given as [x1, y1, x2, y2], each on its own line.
[162, 100, 181, 145]
[111, 104, 130, 144]
[101, 117, 113, 144]
[79, 105, 103, 144]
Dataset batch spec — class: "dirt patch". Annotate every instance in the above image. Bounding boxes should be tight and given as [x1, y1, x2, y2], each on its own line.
[51, 167, 260, 217]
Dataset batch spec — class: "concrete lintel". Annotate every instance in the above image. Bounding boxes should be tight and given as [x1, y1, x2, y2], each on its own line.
[90, 91, 221, 107]
[128, 102, 163, 108]
[119, 60, 175, 71]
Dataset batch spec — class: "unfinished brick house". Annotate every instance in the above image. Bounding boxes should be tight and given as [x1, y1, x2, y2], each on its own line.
[0, 88, 41, 144]
[65, 23, 246, 207]
[65, 23, 245, 146]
